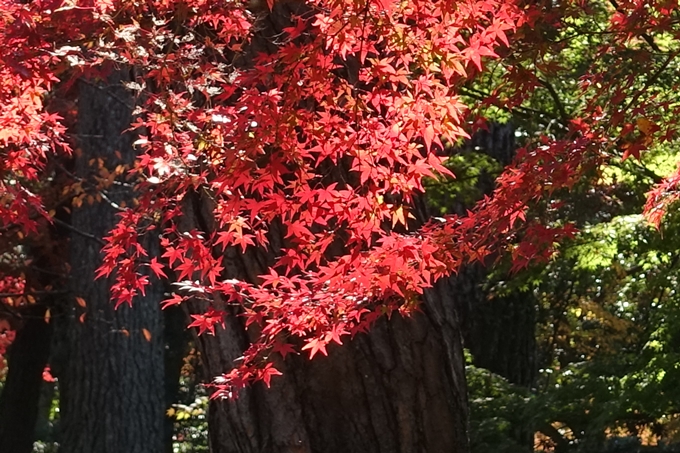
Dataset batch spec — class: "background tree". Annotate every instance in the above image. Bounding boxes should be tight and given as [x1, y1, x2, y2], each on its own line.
[50, 72, 167, 453]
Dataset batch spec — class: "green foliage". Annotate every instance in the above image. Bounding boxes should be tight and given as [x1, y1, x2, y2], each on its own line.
[425, 152, 502, 214]
[169, 353, 209, 453]
[31, 441, 59, 453]
[468, 168, 680, 452]
[463, 1, 680, 446]
[467, 355, 534, 453]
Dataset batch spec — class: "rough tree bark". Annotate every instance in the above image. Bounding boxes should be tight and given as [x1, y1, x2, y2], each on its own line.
[0, 204, 69, 452]
[205, 289, 468, 453]
[53, 71, 166, 453]
[180, 188, 469, 453]
[166, 4, 472, 452]
[464, 288, 536, 387]
[163, 304, 193, 453]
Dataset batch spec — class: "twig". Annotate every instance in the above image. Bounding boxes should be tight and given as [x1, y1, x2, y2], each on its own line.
[52, 217, 106, 246]
[538, 78, 570, 124]
[459, 86, 560, 121]
[622, 51, 679, 114]
[78, 77, 135, 110]
[608, 0, 661, 53]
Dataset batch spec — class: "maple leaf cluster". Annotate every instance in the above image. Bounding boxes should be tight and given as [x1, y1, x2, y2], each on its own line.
[0, 0, 679, 393]
[83, 0, 528, 394]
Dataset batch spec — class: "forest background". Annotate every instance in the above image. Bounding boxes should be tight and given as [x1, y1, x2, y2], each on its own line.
[1, 0, 680, 452]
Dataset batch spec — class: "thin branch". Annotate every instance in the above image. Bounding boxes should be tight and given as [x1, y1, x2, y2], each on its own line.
[459, 86, 559, 121]
[608, 0, 661, 53]
[610, 160, 663, 184]
[537, 422, 571, 453]
[29, 265, 68, 278]
[52, 217, 106, 246]
[78, 77, 135, 110]
[622, 50, 679, 114]
[98, 190, 126, 212]
[538, 78, 570, 124]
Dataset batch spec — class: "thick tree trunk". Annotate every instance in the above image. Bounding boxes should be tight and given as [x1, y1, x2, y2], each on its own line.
[446, 123, 537, 452]
[179, 194, 469, 453]
[193, 282, 468, 453]
[54, 72, 165, 453]
[173, 4, 473, 451]
[0, 304, 52, 453]
[464, 288, 537, 387]
[163, 304, 193, 453]
[0, 209, 68, 452]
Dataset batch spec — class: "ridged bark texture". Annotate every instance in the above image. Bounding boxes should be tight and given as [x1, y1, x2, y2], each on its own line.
[447, 123, 536, 452]
[175, 4, 471, 450]
[56, 72, 165, 453]
[180, 194, 469, 453]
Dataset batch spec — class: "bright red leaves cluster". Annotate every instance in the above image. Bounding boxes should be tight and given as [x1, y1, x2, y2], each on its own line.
[0, 0, 679, 394]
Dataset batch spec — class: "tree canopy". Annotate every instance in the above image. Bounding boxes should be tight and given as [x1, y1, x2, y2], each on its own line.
[1, 0, 680, 409]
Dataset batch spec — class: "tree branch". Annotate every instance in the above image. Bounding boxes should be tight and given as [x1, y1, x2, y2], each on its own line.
[538, 78, 570, 125]
[52, 217, 106, 246]
[623, 50, 678, 114]
[608, 0, 661, 53]
[460, 86, 560, 121]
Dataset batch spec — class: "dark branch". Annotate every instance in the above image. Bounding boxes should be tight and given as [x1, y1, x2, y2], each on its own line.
[460, 86, 561, 121]
[538, 78, 570, 125]
[608, 0, 661, 53]
[52, 217, 106, 246]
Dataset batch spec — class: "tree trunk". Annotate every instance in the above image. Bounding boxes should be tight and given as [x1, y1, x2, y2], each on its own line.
[0, 208, 68, 452]
[167, 5, 473, 449]
[163, 304, 193, 453]
[0, 304, 52, 453]
[194, 283, 468, 453]
[452, 123, 537, 387]
[175, 4, 473, 451]
[54, 71, 165, 453]
[446, 123, 537, 452]
[465, 288, 537, 387]
[180, 193, 470, 453]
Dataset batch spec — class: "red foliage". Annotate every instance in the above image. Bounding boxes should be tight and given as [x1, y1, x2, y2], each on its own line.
[0, 0, 678, 395]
